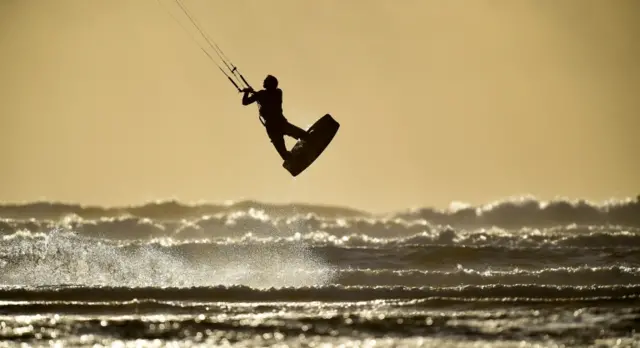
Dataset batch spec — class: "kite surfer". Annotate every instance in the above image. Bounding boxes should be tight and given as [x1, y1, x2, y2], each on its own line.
[157, 0, 339, 175]
[241, 75, 308, 161]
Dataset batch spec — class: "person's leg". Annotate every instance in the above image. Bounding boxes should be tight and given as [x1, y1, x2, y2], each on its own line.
[266, 126, 290, 161]
[283, 122, 309, 140]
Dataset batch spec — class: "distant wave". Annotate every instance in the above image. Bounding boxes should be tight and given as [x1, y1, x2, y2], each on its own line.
[0, 216, 640, 248]
[0, 199, 368, 220]
[396, 195, 640, 229]
[1, 211, 639, 242]
[1, 195, 639, 230]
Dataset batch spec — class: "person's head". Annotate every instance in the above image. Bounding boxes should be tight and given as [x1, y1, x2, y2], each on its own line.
[263, 75, 278, 90]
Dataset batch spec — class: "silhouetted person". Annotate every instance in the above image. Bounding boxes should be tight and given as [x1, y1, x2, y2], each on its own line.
[242, 75, 308, 161]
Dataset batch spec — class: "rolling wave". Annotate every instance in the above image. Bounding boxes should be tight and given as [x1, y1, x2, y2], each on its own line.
[1, 195, 639, 230]
[2, 222, 639, 249]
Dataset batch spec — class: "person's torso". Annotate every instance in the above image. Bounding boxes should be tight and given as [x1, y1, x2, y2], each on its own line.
[257, 89, 284, 120]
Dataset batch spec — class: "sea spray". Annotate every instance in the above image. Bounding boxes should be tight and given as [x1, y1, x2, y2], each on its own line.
[0, 229, 336, 288]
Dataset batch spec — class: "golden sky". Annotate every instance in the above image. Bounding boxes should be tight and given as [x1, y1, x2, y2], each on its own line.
[1, 0, 638, 213]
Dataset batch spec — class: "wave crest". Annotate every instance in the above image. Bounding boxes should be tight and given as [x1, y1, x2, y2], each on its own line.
[1, 196, 639, 229]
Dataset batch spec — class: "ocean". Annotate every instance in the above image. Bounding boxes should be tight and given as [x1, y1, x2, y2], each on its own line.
[1, 197, 639, 347]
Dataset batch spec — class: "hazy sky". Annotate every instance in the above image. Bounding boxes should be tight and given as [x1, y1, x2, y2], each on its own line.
[1, 0, 638, 213]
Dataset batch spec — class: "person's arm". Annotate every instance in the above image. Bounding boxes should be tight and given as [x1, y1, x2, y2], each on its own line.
[242, 89, 258, 105]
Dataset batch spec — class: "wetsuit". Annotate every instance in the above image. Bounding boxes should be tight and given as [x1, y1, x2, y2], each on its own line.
[243, 88, 307, 160]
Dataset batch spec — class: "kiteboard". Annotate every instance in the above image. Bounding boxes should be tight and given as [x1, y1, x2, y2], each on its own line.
[283, 114, 340, 176]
